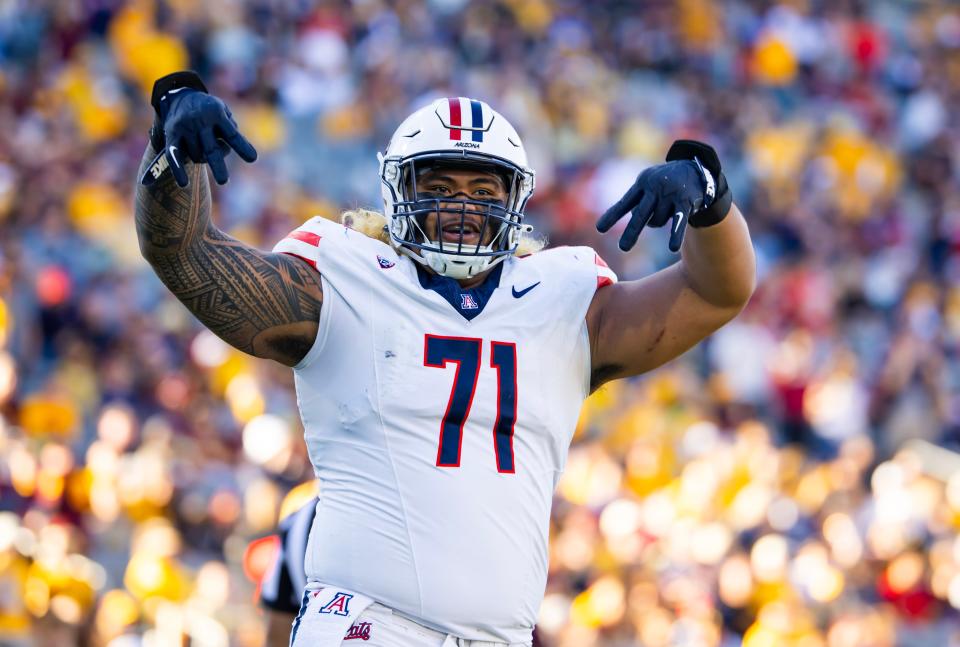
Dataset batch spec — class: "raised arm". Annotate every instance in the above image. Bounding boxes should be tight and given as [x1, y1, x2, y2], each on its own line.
[135, 72, 322, 367]
[587, 203, 754, 387]
[587, 141, 756, 389]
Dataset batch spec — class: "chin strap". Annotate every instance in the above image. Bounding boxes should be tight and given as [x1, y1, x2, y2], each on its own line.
[422, 247, 496, 280]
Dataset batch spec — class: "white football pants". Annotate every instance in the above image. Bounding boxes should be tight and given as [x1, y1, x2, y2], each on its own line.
[289, 582, 531, 647]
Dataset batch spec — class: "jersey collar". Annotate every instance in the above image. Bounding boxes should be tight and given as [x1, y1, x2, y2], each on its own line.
[415, 262, 504, 321]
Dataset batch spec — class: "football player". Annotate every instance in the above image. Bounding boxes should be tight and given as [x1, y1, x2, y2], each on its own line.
[135, 72, 755, 646]
[258, 496, 545, 647]
[259, 500, 315, 647]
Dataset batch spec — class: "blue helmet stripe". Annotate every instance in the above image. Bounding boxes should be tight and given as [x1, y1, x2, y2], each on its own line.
[470, 100, 484, 142]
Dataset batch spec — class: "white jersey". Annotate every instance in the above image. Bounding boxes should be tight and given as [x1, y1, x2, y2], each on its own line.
[273, 217, 617, 644]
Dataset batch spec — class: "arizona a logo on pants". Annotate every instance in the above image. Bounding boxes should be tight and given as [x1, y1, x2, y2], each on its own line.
[319, 591, 353, 616]
[291, 586, 374, 646]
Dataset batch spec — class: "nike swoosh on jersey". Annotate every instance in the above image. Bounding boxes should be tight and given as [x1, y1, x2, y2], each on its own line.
[512, 282, 541, 298]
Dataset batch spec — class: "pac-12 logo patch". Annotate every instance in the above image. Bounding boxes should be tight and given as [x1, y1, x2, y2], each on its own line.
[377, 255, 395, 269]
[460, 294, 478, 309]
[319, 591, 353, 616]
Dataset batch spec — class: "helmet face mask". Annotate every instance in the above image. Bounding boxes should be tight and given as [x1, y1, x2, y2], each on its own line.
[379, 98, 536, 280]
[400, 157, 520, 259]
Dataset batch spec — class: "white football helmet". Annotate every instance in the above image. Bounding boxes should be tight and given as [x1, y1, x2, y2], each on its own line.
[378, 97, 536, 280]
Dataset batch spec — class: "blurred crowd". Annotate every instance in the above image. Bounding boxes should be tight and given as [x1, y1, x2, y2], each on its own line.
[1, 0, 960, 645]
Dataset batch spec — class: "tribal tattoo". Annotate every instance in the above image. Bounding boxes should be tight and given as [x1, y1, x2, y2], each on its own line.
[134, 146, 323, 366]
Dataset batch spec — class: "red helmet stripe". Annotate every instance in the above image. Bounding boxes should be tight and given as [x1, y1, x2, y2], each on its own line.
[447, 97, 462, 141]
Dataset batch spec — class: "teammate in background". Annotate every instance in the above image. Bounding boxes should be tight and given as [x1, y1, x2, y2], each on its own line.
[259, 501, 315, 647]
[135, 72, 755, 646]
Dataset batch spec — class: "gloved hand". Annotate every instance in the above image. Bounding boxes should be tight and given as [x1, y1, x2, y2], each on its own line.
[140, 71, 257, 188]
[596, 139, 733, 253]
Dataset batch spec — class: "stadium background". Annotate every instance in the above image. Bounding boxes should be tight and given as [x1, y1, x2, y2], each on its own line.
[1, 0, 960, 645]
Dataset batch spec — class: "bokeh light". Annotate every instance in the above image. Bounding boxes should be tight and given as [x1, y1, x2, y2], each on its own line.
[2, 1, 960, 645]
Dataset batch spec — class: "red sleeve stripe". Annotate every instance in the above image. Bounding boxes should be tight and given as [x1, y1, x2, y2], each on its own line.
[287, 230, 322, 247]
[280, 251, 317, 270]
[597, 276, 614, 289]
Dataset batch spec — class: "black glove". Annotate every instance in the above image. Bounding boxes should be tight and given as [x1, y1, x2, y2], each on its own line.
[596, 139, 733, 253]
[140, 71, 257, 188]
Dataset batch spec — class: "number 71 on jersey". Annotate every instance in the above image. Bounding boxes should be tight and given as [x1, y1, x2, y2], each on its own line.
[423, 335, 517, 474]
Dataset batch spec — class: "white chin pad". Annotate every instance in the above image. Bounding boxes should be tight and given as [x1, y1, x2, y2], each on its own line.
[422, 247, 494, 280]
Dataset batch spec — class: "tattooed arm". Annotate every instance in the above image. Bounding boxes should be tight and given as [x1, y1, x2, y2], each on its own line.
[135, 145, 323, 366]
